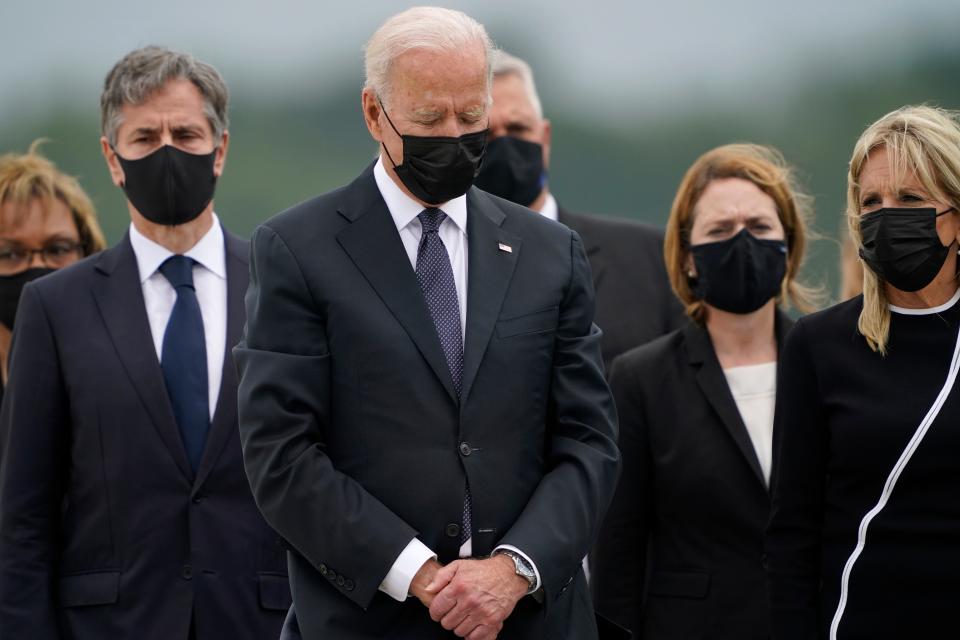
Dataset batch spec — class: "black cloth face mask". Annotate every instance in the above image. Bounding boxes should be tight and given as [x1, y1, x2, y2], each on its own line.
[0, 267, 56, 329]
[690, 228, 788, 314]
[859, 207, 956, 292]
[116, 145, 218, 226]
[473, 136, 545, 207]
[379, 100, 488, 205]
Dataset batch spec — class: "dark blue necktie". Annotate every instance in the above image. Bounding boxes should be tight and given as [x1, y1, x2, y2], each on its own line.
[159, 255, 209, 473]
[415, 208, 471, 546]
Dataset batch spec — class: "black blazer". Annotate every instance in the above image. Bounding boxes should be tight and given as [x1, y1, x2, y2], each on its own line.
[592, 313, 793, 639]
[558, 208, 685, 371]
[235, 166, 621, 639]
[0, 229, 290, 640]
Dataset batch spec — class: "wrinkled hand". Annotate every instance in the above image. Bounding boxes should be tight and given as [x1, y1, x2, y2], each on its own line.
[426, 555, 528, 639]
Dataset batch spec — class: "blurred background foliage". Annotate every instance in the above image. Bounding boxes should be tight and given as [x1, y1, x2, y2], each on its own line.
[3, 1, 960, 302]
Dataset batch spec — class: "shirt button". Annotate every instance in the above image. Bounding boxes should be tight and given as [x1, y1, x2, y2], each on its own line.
[181, 565, 193, 580]
[445, 523, 461, 538]
[459, 442, 472, 456]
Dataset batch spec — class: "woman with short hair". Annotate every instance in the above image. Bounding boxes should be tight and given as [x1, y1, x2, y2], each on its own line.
[0, 141, 106, 388]
[767, 105, 960, 639]
[593, 143, 815, 639]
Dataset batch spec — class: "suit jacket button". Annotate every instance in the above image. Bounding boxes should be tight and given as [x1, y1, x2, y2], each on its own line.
[345, 579, 355, 591]
[327, 570, 337, 582]
[182, 565, 193, 580]
[445, 523, 461, 538]
[336, 575, 345, 587]
[192, 496, 203, 504]
[459, 442, 472, 456]
[319, 563, 328, 576]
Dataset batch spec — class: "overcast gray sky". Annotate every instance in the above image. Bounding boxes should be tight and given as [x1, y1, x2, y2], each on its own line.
[4, 0, 959, 124]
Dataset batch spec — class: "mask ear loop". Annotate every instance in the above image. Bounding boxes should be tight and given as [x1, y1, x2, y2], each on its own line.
[377, 98, 404, 169]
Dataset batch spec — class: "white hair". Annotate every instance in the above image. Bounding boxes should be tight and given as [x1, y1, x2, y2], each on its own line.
[492, 50, 543, 119]
[364, 6, 495, 105]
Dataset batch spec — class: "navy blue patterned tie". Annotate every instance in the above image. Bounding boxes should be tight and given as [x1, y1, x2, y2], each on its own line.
[159, 255, 209, 473]
[415, 208, 471, 545]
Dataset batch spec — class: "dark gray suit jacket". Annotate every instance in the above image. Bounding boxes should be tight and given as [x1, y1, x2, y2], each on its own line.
[235, 166, 621, 639]
[0, 229, 290, 640]
[558, 208, 685, 372]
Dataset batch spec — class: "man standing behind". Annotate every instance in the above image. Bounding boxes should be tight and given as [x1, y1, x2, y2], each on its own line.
[475, 52, 685, 369]
[0, 47, 290, 639]
[236, 7, 620, 640]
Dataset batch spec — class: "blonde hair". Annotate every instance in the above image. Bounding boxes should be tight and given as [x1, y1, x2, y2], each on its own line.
[664, 143, 817, 323]
[0, 140, 106, 256]
[847, 105, 960, 354]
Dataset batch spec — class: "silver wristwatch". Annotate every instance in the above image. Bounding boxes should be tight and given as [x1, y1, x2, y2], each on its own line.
[495, 550, 537, 594]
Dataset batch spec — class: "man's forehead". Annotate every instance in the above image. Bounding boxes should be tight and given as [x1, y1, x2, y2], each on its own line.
[492, 75, 536, 117]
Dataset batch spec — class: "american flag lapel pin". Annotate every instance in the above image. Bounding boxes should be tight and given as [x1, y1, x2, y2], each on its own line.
[498, 242, 513, 253]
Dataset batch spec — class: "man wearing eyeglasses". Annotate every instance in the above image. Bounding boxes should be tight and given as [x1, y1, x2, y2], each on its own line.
[0, 47, 290, 640]
[0, 142, 107, 399]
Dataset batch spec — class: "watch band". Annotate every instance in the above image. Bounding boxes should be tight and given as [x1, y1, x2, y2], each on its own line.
[495, 549, 537, 594]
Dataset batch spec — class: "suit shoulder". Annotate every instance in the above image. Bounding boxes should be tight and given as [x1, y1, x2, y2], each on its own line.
[260, 185, 350, 240]
[483, 191, 574, 243]
[562, 210, 664, 245]
[611, 326, 685, 378]
[28, 252, 101, 297]
[793, 295, 862, 338]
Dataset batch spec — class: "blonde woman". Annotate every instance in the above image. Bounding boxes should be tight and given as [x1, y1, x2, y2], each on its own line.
[0, 141, 105, 388]
[593, 144, 814, 639]
[767, 105, 960, 640]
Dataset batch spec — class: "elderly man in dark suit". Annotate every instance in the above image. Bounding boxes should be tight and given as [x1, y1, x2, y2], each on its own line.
[475, 51, 685, 370]
[0, 46, 290, 640]
[235, 7, 620, 640]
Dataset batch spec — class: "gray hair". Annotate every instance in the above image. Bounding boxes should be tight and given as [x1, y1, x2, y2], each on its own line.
[364, 7, 495, 106]
[492, 51, 543, 119]
[100, 46, 230, 147]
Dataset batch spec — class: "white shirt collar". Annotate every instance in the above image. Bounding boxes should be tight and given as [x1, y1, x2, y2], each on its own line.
[129, 213, 227, 283]
[537, 192, 558, 222]
[373, 157, 468, 235]
[889, 286, 960, 315]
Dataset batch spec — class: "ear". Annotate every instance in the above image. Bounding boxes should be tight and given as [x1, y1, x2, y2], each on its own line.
[213, 130, 230, 178]
[101, 137, 125, 188]
[541, 118, 552, 170]
[362, 88, 383, 142]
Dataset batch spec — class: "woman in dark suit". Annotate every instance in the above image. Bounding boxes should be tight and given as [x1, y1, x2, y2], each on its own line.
[592, 143, 816, 639]
[767, 106, 960, 640]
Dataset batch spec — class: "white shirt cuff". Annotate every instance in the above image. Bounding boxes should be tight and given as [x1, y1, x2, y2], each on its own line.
[378, 538, 436, 602]
[493, 544, 542, 592]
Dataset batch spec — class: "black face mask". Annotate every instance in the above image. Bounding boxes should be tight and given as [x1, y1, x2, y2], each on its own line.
[116, 145, 218, 226]
[0, 267, 56, 329]
[690, 228, 788, 314]
[379, 101, 488, 205]
[473, 136, 545, 207]
[859, 207, 955, 292]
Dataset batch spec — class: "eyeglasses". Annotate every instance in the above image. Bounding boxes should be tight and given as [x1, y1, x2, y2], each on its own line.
[0, 241, 83, 275]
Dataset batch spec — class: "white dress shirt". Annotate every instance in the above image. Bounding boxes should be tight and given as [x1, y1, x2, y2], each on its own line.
[373, 158, 541, 601]
[723, 362, 777, 486]
[129, 215, 227, 420]
[537, 192, 559, 221]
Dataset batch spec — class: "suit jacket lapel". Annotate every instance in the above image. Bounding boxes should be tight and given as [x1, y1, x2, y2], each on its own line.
[336, 167, 459, 404]
[460, 188, 521, 403]
[192, 230, 248, 493]
[92, 235, 193, 481]
[685, 321, 767, 487]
